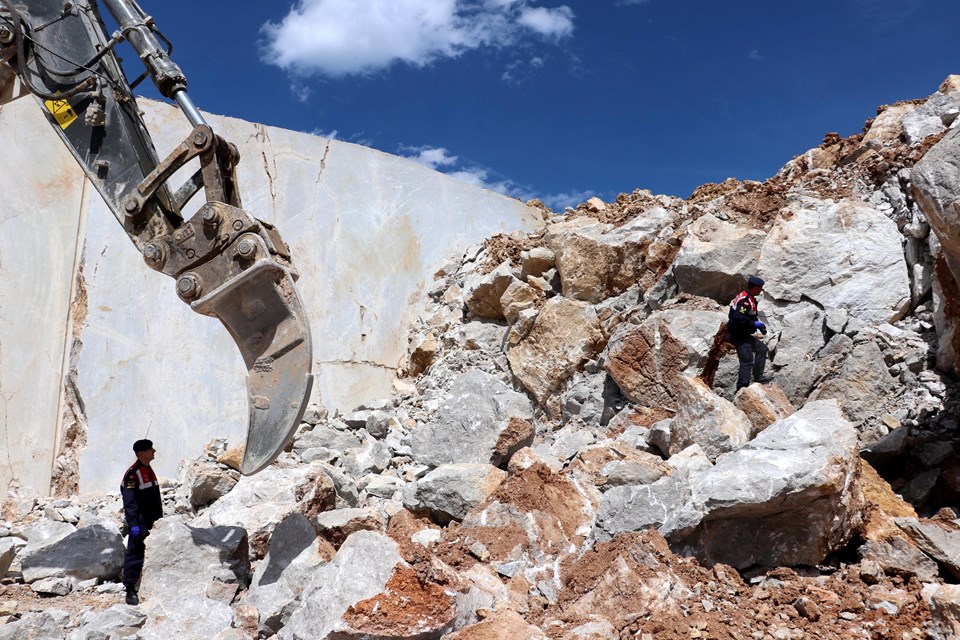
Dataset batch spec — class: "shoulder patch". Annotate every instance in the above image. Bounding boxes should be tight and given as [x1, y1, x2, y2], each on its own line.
[125, 478, 137, 489]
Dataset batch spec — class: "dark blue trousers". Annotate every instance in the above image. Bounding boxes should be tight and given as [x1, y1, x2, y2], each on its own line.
[122, 534, 146, 591]
[732, 335, 768, 391]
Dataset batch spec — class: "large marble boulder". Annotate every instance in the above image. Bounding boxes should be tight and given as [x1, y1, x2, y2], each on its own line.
[507, 298, 605, 411]
[664, 400, 864, 569]
[413, 463, 507, 523]
[672, 215, 767, 304]
[19, 520, 123, 583]
[243, 513, 330, 636]
[669, 376, 754, 461]
[605, 307, 726, 409]
[757, 198, 910, 325]
[194, 462, 336, 542]
[546, 208, 674, 303]
[140, 516, 250, 600]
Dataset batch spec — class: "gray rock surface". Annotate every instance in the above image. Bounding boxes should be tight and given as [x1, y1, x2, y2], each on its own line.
[415, 463, 507, 523]
[278, 531, 403, 640]
[896, 518, 960, 580]
[66, 605, 147, 640]
[20, 521, 122, 583]
[140, 516, 250, 600]
[244, 513, 327, 635]
[666, 400, 864, 569]
[411, 369, 532, 467]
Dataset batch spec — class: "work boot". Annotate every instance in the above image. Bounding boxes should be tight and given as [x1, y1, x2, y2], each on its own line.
[754, 374, 775, 384]
[125, 589, 139, 606]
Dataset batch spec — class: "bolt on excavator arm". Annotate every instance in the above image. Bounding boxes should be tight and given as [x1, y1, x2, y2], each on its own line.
[0, 0, 313, 474]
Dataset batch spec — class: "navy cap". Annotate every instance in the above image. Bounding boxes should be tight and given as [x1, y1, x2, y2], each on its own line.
[132, 439, 153, 453]
[747, 275, 765, 288]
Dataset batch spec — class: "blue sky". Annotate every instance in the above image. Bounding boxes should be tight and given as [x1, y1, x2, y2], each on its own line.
[131, 0, 959, 210]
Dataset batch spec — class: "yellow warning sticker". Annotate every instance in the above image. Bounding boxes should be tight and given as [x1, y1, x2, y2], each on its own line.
[44, 98, 79, 129]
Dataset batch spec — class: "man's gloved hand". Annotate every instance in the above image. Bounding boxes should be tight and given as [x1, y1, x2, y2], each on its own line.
[754, 320, 767, 335]
[130, 525, 141, 538]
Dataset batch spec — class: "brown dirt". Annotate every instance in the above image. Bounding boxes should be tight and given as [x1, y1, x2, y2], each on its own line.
[494, 417, 534, 460]
[0, 582, 127, 617]
[484, 463, 591, 542]
[482, 231, 545, 273]
[342, 565, 455, 634]
[533, 529, 932, 640]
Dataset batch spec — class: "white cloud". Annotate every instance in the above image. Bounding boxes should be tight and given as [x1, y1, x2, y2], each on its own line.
[749, 49, 763, 61]
[261, 0, 575, 77]
[402, 145, 460, 170]
[400, 144, 590, 212]
[311, 128, 339, 139]
[540, 190, 593, 211]
[616, 0, 650, 5]
[517, 6, 574, 39]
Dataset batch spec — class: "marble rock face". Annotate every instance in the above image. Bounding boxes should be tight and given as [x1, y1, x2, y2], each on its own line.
[0, 96, 543, 494]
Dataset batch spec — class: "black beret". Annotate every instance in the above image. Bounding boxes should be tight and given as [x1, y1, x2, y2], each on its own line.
[748, 275, 765, 288]
[132, 439, 153, 452]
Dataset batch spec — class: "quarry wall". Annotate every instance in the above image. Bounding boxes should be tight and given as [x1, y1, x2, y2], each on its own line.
[0, 96, 543, 495]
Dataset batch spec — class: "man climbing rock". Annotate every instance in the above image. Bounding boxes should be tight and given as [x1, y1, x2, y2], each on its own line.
[728, 275, 773, 392]
[120, 439, 163, 606]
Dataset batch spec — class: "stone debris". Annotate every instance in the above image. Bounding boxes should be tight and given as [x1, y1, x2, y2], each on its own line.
[5, 75, 960, 640]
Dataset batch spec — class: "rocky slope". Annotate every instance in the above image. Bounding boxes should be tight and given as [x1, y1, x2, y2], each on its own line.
[3, 77, 960, 639]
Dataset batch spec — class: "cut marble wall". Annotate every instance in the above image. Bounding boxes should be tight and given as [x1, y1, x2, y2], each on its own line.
[0, 96, 543, 495]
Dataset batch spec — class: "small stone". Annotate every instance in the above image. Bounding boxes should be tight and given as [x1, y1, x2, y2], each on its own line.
[793, 596, 821, 621]
[839, 611, 857, 620]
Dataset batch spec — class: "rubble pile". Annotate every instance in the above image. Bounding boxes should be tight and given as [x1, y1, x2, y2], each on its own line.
[3, 77, 960, 639]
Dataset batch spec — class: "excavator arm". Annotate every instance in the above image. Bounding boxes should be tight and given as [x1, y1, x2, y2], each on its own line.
[0, 0, 313, 474]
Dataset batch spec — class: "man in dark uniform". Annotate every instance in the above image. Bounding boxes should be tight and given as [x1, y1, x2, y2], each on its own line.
[120, 439, 162, 605]
[728, 275, 773, 392]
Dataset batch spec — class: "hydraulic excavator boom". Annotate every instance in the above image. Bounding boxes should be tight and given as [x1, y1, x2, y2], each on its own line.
[0, 0, 314, 474]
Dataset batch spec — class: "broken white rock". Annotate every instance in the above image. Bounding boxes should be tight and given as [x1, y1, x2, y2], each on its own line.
[20, 520, 122, 583]
[244, 513, 328, 636]
[139, 516, 250, 601]
[665, 400, 864, 569]
[757, 198, 910, 325]
[410, 369, 533, 467]
[669, 376, 754, 461]
[414, 463, 507, 523]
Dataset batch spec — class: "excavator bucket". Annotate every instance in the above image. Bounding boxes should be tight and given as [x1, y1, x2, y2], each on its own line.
[193, 259, 314, 475]
[2, 0, 315, 473]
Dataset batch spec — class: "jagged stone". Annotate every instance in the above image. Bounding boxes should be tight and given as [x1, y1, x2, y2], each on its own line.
[669, 376, 754, 461]
[546, 209, 673, 303]
[178, 458, 240, 509]
[809, 340, 896, 425]
[20, 520, 122, 583]
[769, 302, 826, 364]
[217, 445, 244, 471]
[0, 538, 16, 578]
[444, 610, 549, 639]
[66, 605, 147, 640]
[595, 446, 711, 539]
[464, 261, 517, 320]
[733, 383, 795, 437]
[665, 400, 864, 569]
[138, 595, 234, 640]
[140, 516, 250, 601]
[278, 531, 403, 639]
[410, 369, 532, 467]
[508, 297, 604, 412]
[606, 309, 725, 409]
[414, 463, 507, 523]
[0, 609, 70, 640]
[340, 437, 392, 477]
[293, 425, 362, 459]
[30, 575, 76, 595]
[196, 463, 336, 542]
[313, 507, 387, 547]
[500, 279, 544, 326]
[244, 513, 330, 636]
[520, 246, 556, 281]
[758, 198, 911, 325]
[913, 122, 960, 375]
[672, 214, 767, 304]
[895, 518, 960, 580]
[930, 584, 960, 640]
